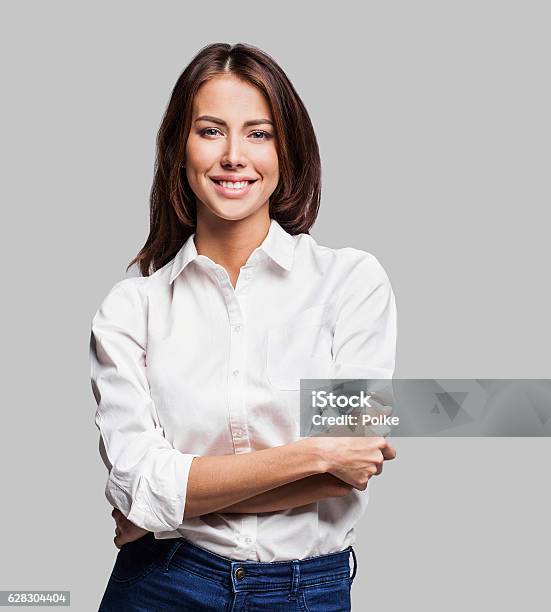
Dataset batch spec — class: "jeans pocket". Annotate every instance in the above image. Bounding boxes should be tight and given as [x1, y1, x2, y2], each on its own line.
[300, 577, 352, 612]
[109, 536, 162, 586]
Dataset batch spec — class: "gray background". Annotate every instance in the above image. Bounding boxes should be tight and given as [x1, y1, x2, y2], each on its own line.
[1, 0, 549, 610]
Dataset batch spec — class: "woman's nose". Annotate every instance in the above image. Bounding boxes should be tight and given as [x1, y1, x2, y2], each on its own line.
[220, 135, 248, 167]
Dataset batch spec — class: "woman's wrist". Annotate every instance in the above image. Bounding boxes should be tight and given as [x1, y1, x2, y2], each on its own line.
[297, 437, 332, 475]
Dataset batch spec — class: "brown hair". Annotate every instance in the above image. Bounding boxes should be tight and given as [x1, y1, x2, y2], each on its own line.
[128, 42, 322, 277]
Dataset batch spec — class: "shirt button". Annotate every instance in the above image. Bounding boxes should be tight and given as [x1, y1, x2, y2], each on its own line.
[245, 537, 253, 544]
[235, 567, 246, 580]
[232, 369, 239, 377]
[233, 325, 241, 333]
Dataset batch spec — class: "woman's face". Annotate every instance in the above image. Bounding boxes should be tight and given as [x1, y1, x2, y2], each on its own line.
[184, 74, 279, 223]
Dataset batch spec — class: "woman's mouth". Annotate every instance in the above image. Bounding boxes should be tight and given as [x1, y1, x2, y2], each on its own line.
[209, 178, 257, 198]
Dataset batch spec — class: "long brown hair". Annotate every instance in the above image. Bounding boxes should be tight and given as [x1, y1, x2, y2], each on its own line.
[128, 42, 322, 277]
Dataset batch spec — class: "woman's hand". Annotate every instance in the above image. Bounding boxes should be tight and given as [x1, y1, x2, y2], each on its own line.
[111, 508, 149, 549]
[314, 436, 396, 490]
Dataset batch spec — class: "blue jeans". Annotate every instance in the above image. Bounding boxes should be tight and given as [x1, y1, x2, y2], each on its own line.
[99, 532, 358, 611]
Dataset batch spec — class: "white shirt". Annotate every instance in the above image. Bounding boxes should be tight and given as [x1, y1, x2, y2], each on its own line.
[89, 218, 397, 562]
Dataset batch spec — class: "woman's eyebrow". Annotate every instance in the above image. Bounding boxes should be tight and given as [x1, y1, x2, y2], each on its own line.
[194, 115, 274, 127]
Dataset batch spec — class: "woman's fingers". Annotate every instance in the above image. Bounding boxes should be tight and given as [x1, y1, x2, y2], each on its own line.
[111, 508, 124, 526]
[112, 508, 125, 519]
[112, 508, 131, 529]
[112, 508, 131, 548]
[382, 444, 397, 460]
[111, 507, 150, 548]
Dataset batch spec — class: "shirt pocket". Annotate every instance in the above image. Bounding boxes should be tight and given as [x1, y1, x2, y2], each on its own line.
[266, 304, 334, 391]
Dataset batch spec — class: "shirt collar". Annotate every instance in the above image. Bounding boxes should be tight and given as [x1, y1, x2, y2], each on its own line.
[169, 218, 296, 284]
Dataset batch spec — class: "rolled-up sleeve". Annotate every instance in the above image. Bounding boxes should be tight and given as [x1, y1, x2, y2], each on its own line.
[332, 252, 397, 379]
[89, 278, 199, 532]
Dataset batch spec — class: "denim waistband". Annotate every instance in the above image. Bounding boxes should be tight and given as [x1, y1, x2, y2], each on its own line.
[149, 534, 357, 595]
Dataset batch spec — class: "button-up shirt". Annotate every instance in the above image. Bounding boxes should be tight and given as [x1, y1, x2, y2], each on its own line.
[89, 218, 397, 561]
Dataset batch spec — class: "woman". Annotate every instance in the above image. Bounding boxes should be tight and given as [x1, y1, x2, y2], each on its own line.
[90, 42, 397, 612]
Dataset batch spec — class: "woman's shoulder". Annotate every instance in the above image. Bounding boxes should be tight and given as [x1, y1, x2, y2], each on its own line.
[100, 258, 174, 302]
[91, 276, 147, 325]
[295, 231, 389, 279]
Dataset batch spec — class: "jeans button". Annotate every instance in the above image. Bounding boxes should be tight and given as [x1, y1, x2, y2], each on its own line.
[235, 567, 246, 580]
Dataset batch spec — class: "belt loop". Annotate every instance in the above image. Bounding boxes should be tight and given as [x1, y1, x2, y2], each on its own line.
[288, 560, 300, 600]
[162, 538, 184, 573]
[349, 546, 357, 582]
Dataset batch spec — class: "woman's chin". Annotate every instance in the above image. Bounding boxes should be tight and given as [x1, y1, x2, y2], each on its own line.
[205, 202, 260, 222]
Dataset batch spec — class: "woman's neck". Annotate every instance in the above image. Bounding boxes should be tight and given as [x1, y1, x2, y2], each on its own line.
[194, 205, 271, 287]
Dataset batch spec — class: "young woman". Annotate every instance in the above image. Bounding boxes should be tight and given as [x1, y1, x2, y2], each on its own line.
[90, 42, 397, 612]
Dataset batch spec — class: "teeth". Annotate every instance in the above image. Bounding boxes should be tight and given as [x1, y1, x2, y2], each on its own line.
[218, 180, 249, 189]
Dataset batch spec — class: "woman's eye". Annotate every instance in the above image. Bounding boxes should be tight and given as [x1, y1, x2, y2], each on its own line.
[199, 128, 273, 140]
[200, 127, 222, 137]
[250, 130, 273, 140]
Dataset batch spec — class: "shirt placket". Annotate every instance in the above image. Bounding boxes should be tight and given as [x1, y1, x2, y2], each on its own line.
[213, 260, 258, 558]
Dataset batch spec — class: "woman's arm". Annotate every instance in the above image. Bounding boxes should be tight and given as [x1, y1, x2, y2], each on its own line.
[214, 473, 353, 514]
[183, 438, 328, 519]
[111, 472, 352, 548]
[184, 435, 394, 519]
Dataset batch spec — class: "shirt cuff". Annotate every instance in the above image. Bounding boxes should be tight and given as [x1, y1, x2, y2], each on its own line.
[106, 451, 200, 532]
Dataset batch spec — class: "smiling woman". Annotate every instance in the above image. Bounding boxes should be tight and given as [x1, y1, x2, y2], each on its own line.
[90, 42, 397, 612]
[183, 75, 280, 220]
[132, 42, 323, 277]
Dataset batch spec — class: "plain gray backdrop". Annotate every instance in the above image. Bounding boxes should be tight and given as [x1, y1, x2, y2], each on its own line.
[1, 1, 549, 610]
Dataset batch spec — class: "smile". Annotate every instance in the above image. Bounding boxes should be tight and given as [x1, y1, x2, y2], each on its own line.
[209, 178, 257, 198]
